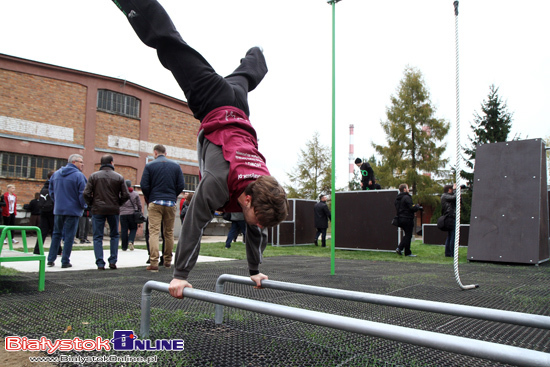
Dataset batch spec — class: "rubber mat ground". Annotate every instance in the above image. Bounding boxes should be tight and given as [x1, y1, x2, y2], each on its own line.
[1, 256, 549, 366]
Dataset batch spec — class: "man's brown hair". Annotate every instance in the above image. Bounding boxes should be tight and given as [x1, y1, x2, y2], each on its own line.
[244, 176, 288, 228]
[153, 144, 166, 154]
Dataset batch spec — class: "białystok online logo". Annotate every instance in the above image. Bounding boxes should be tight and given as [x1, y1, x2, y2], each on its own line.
[5, 330, 184, 353]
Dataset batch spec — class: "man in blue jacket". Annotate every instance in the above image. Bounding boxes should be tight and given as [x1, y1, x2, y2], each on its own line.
[140, 144, 185, 272]
[47, 154, 88, 268]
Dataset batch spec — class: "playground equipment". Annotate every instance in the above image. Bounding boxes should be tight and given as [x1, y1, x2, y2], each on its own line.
[334, 190, 399, 251]
[468, 139, 549, 264]
[268, 199, 316, 246]
[140, 276, 550, 366]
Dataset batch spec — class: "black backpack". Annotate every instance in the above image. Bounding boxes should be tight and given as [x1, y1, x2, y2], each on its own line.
[38, 187, 54, 213]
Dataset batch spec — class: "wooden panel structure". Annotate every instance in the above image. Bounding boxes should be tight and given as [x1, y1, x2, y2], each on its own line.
[422, 224, 470, 246]
[269, 199, 316, 246]
[467, 139, 549, 264]
[334, 190, 399, 250]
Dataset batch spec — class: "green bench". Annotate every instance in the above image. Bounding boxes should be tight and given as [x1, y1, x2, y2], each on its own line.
[0, 225, 45, 291]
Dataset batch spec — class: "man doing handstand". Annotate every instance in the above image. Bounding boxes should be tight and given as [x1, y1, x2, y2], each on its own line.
[112, 0, 289, 298]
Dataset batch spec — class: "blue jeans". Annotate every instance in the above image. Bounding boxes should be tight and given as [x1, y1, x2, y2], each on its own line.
[92, 214, 120, 267]
[225, 221, 246, 248]
[47, 215, 79, 265]
[445, 226, 456, 257]
[120, 214, 138, 251]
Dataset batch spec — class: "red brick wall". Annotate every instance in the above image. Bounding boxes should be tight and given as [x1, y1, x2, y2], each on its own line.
[149, 103, 197, 150]
[0, 69, 86, 144]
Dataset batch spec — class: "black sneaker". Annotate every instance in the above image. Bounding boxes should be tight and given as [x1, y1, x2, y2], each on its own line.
[109, 263, 117, 270]
[47, 262, 54, 267]
[61, 263, 72, 268]
[395, 248, 402, 255]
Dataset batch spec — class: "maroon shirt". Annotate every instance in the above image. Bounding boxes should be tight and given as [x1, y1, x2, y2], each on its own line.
[200, 106, 270, 212]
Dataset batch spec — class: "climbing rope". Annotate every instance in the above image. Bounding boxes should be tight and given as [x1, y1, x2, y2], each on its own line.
[453, 0, 478, 290]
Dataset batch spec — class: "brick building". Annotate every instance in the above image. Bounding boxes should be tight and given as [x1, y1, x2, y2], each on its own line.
[0, 53, 200, 221]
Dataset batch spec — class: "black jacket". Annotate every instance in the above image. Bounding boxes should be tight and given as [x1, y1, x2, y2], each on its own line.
[441, 192, 457, 218]
[395, 192, 420, 220]
[83, 165, 130, 215]
[359, 162, 375, 189]
[314, 201, 331, 229]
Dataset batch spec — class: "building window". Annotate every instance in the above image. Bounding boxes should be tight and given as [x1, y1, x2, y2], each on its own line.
[184, 174, 199, 192]
[0, 152, 67, 180]
[97, 89, 141, 119]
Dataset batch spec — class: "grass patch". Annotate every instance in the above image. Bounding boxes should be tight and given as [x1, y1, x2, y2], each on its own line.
[192, 240, 468, 265]
[0, 265, 20, 276]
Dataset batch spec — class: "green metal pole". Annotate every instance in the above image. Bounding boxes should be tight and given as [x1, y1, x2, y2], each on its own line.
[329, 0, 338, 275]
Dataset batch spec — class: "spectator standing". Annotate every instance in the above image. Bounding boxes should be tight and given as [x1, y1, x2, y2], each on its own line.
[83, 155, 129, 270]
[27, 193, 41, 229]
[47, 154, 87, 268]
[0, 189, 6, 243]
[224, 212, 246, 249]
[313, 194, 331, 247]
[33, 172, 57, 255]
[119, 180, 142, 251]
[140, 144, 185, 272]
[78, 207, 92, 244]
[441, 184, 457, 257]
[394, 183, 422, 257]
[179, 192, 193, 224]
[355, 158, 375, 191]
[2, 184, 19, 244]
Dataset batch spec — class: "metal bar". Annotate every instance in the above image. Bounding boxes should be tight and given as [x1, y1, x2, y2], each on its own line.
[140, 280, 550, 367]
[214, 274, 550, 330]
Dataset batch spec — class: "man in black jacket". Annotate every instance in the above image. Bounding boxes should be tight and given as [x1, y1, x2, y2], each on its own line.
[33, 171, 56, 255]
[355, 158, 375, 190]
[395, 184, 422, 257]
[83, 155, 130, 270]
[140, 144, 185, 272]
[313, 194, 331, 247]
[441, 184, 457, 257]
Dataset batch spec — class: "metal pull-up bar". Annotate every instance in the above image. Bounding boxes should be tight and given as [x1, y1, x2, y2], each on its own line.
[214, 274, 550, 329]
[140, 280, 550, 367]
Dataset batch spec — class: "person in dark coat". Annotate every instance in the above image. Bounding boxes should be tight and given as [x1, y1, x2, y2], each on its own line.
[394, 183, 422, 257]
[27, 193, 41, 229]
[313, 194, 331, 247]
[355, 158, 375, 190]
[441, 184, 457, 257]
[33, 171, 58, 255]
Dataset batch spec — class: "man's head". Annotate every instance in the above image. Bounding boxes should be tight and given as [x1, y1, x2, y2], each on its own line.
[240, 176, 288, 228]
[153, 144, 166, 158]
[443, 184, 453, 194]
[100, 154, 114, 166]
[7, 184, 15, 194]
[68, 154, 84, 171]
[319, 194, 327, 202]
[399, 183, 409, 193]
[354, 157, 362, 168]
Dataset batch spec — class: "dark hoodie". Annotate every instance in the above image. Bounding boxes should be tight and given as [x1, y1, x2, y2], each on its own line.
[395, 191, 420, 220]
[49, 163, 87, 216]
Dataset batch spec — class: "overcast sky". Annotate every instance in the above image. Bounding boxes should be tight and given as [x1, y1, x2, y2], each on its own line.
[1, 0, 549, 189]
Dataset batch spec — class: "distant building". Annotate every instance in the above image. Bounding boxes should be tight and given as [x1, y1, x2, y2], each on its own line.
[0, 53, 200, 212]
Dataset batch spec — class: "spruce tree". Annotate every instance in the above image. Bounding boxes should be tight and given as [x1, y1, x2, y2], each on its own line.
[373, 67, 449, 207]
[461, 84, 513, 188]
